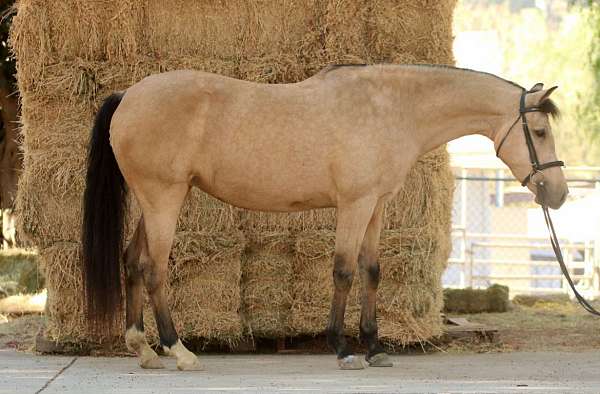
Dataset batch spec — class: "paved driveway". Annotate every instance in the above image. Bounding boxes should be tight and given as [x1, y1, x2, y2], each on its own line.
[1, 348, 599, 393]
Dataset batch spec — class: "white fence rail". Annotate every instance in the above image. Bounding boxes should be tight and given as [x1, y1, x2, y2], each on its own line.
[444, 166, 600, 299]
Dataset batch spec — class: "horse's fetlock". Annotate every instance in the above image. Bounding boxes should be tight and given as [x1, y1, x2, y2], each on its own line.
[326, 327, 339, 349]
[359, 323, 378, 345]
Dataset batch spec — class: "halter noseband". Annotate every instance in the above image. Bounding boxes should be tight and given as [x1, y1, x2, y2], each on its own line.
[495, 88, 564, 187]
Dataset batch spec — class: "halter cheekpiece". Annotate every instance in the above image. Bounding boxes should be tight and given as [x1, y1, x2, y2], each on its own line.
[495, 88, 564, 187]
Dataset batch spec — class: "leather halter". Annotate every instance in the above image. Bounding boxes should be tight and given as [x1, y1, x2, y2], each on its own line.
[495, 89, 564, 187]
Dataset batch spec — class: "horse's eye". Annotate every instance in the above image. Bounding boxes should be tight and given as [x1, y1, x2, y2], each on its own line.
[534, 128, 546, 137]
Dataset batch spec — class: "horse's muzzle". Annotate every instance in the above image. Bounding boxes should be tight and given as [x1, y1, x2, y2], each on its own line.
[535, 184, 568, 210]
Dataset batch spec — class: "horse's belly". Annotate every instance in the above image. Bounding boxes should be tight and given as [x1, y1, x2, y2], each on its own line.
[191, 173, 335, 212]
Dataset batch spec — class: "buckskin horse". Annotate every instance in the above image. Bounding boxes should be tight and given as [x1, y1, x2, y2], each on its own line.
[82, 64, 567, 371]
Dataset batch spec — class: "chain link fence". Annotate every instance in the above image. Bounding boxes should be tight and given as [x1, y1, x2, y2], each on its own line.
[443, 167, 600, 298]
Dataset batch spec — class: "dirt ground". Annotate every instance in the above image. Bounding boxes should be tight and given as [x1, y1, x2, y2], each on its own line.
[0, 313, 42, 351]
[444, 299, 600, 353]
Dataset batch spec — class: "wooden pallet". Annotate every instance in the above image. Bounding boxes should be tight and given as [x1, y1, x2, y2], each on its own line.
[442, 315, 498, 342]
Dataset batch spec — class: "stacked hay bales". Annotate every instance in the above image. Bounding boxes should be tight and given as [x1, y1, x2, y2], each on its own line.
[241, 232, 294, 338]
[12, 0, 456, 347]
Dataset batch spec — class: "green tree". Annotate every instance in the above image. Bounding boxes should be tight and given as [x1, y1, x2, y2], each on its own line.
[582, 1, 600, 145]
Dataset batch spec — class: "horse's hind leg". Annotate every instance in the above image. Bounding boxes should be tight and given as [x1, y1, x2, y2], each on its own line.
[138, 184, 202, 371]
[358, 199, 392, 367]
[327, 196, 378, 370]
[124, 218, 163, 369]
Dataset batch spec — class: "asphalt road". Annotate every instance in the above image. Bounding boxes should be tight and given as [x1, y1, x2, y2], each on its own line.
[1, 348, 600, 393]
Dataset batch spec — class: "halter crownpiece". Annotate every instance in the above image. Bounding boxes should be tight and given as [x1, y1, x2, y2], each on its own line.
[495, 88, 564, 187]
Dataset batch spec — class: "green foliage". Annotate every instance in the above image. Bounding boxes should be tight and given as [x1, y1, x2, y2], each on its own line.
[455, 0, 600, 165]
[584, 1, 600, 144]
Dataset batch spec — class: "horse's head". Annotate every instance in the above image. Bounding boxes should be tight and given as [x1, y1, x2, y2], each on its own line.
[495, 83, 567, 209]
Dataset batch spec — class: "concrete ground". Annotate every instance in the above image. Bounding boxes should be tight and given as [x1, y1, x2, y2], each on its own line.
[1, 349, 600, 393]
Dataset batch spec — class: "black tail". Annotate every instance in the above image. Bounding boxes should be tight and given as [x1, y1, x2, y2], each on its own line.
[82, 92, 126, 336]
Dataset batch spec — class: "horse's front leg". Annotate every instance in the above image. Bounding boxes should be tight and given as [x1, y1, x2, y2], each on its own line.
[327, 196, 378, 370]
[358, 198, 393, 367]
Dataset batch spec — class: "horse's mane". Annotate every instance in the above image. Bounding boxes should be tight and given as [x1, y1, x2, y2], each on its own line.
[322, 63, 560, 118]
[414, 63, 525, 90]
[323, 62, 524, 89]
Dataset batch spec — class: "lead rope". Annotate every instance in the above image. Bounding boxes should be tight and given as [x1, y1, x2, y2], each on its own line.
[542, 206, 600, 315]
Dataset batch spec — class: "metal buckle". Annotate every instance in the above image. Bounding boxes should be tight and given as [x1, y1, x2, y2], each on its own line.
[530, 169, 545, 187]
[521, 167, 545, 187]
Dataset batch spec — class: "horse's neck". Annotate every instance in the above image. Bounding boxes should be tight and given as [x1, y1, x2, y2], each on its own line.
[383, 67, 521, 155]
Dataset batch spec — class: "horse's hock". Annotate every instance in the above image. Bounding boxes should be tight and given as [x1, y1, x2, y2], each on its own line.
[11, 1, 456, 348]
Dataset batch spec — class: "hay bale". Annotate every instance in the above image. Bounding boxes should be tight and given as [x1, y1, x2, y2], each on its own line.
[443, 284, 510, 314]
[12, 0, 456, 348]
[41, 232, 245, 346]
[39, 242, 89, 343]
[289, 231, 350, 335]
[290, 227, 452, 345]
[241, 232, 293, 338]
[150, 231, 245, 347]
[512, 294, 571, 308]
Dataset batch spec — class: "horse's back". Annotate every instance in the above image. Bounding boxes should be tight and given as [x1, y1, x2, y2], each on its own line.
[110, 70, 342, 210]
[109, 69, 395, 211]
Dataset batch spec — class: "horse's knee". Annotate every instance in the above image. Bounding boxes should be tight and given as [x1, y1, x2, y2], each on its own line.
[365, 262, 380, 288]
[333, 254, 355, 291]
[333, 268, 354, 291]
[359, 251, 380, 287]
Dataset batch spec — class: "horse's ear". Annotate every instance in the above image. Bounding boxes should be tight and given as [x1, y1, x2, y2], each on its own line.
[527, 86, 558, 106]
[529, 83, 544, 92]
[540, 86, 558, 102]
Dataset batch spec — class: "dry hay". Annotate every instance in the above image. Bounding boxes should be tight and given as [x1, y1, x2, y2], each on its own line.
[39, 242, 89, 343]
[12, 0, 456, 348]
[443, 284, 510, 314]
[241, 232, 294, 338]
[290, 227, 452, 346]
[290, 231, 351, 335]
[40, 232, 246, 346]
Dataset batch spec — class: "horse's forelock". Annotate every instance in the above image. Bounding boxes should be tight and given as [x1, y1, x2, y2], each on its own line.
[540, 98, 560, 119]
